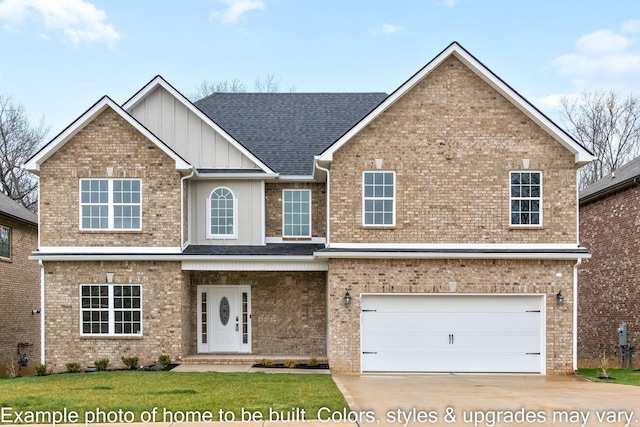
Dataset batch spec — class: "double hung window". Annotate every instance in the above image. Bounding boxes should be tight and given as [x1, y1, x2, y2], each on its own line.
[282, 189, 311, 237]
[0, 225, 10, 259]
[510, 171, 542, 226]
[80, 284, 142, 335]
[363, 171, 395, 226]
[80, 179, 141, 230]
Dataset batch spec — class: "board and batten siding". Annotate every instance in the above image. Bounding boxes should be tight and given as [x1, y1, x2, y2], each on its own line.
[128, 86, 260, 169]
[191, 180, 264, 245]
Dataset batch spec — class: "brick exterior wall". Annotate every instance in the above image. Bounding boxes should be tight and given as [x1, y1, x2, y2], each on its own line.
[0, 216, 39, 376]
[265, 183, 326, 239]
[42, 261, 186, 373]
[579, 186, 640, 368]
[327, 258, 575, 374]
[189, 271, 326, 356]
[329, 56, 577, 244]
[38, 108, 183, 248]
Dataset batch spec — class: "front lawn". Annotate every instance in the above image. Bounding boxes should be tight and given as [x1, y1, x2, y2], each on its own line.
[578, 368, 640, 386]
[0, 371, 348, 423]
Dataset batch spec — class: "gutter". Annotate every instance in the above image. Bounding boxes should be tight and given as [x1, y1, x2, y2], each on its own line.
[579, 176, 640, 205]
[39, 260, 45, 365]
[180, 168, 196, 250]
[314, 159, 331, 247]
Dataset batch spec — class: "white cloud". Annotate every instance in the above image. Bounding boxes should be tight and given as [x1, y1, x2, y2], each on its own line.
[381, 24, 402, 35]
[550, 26, 640, 94]
[575, 29, 628, 54]
[622, 19, 640, 33]
[213, 0, 265, 24]
[0, 0, 121, 49]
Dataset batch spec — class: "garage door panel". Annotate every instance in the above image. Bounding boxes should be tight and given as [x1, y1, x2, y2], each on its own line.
[361, 295, 544, 373]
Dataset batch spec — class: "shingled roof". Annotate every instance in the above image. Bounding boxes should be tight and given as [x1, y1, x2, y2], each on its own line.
[194, 92, 387, 176]
[0, 192, 37, 225]
[580, 155, 640, 204]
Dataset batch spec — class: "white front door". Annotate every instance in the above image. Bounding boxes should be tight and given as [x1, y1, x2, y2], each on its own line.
[197, 286, 251, 353]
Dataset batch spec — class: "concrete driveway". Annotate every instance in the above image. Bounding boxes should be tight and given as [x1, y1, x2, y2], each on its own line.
[332, 373, 640, 427]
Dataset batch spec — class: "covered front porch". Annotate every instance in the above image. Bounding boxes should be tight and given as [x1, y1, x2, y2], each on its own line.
[183, 269, 328, 361]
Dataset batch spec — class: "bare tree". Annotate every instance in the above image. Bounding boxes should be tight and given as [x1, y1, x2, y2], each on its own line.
[560, 91, 640, 188]
[0, 95, 49, 211]
[254, 73, 280, 93]
[189, 74, 295, 101]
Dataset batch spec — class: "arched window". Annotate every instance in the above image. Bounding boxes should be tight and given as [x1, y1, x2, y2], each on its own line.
[207, 187, 236, 238]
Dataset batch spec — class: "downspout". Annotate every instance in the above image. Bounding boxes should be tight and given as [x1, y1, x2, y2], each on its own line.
[180, 168, 196, 250]
[314, 161, 330, 247]
[39, 260, 45, 365]
[573, 258, 582, 372]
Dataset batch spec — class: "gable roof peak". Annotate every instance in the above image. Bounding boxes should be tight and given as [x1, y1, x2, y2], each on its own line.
[318, 42, 594, 168]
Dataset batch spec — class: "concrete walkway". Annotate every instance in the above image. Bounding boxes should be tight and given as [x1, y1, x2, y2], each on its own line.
[170, 363, 330, 375]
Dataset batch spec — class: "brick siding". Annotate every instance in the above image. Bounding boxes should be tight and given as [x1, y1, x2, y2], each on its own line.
[42, 261, 185, 373]
[38, 108, 183, 249]
[329, 56, 577, 244]
[579, 186, 640, 368]
[0, 217, 39, 376]
[327, 258, 575, 374]
[265, 183, 326, 239]
[189, 271, 326, 356]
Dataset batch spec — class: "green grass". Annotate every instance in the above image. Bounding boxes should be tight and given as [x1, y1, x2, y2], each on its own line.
[578, 368, 640, 385]
[0, 371, 348, 423]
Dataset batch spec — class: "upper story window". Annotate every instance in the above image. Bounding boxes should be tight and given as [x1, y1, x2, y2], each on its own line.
[363, 171, 395, 226]
[208, 187, 237, 238]
[80, 284, 142, 335]
[0, 225, 10, 259]
[282, 189, 311, 238]
[510, 171, 542, 226]
[80, 179, 141, 230]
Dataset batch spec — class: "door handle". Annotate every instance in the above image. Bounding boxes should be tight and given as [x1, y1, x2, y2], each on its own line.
[235, 324, 239, 331]
[449, 334, 454, 344]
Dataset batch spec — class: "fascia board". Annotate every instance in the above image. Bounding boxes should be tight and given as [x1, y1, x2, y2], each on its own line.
[25, 96, 192, 173]
[318, 42, 594, 167]
[122, 76, 276, 175]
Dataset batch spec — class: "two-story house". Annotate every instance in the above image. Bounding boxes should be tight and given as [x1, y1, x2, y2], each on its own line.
[26, 42, 593, 374]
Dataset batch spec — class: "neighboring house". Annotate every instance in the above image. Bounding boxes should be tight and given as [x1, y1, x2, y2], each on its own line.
[0, 192, 40, 376]
[578, 157, 640, 368]
[26, 42, 593, 374]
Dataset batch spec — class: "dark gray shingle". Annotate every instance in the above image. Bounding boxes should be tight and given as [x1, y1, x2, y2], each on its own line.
[0, 192, 37, 225]
[580, 155, 640, 202]
[194, 92, 387, 175]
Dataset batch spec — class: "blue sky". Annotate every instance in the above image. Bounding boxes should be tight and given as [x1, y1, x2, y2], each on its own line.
[0, 0, 639, 138]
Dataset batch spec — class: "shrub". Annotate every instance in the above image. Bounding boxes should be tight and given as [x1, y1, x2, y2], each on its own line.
[260, 358, 274, 367]
[65, 362, 82, 373]
[157, 354, 171, 366]
[284, 359, 297, 369]
[94, 358, 109, 371]
[35, 364, 48, 376]
[121, 356, 139, 370]
[307, 357, 319, 367]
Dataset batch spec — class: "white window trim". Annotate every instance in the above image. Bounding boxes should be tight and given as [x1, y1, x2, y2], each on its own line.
[79, 178, 142, 231]
[509, 171, 543, 227]
[282, 189, 312, 238]
[206, 187, 238, 239]
[362, 170, 396, 227]
[79, 284, 143, 337]
[0, 224, 10, 260]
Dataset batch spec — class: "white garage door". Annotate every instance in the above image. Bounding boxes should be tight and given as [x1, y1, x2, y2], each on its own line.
[361, 294, 544, 373]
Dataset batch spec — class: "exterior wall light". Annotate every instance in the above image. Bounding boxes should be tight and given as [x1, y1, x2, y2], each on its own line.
[556, 291, 564, 305]
[344, 290, 352, 306]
